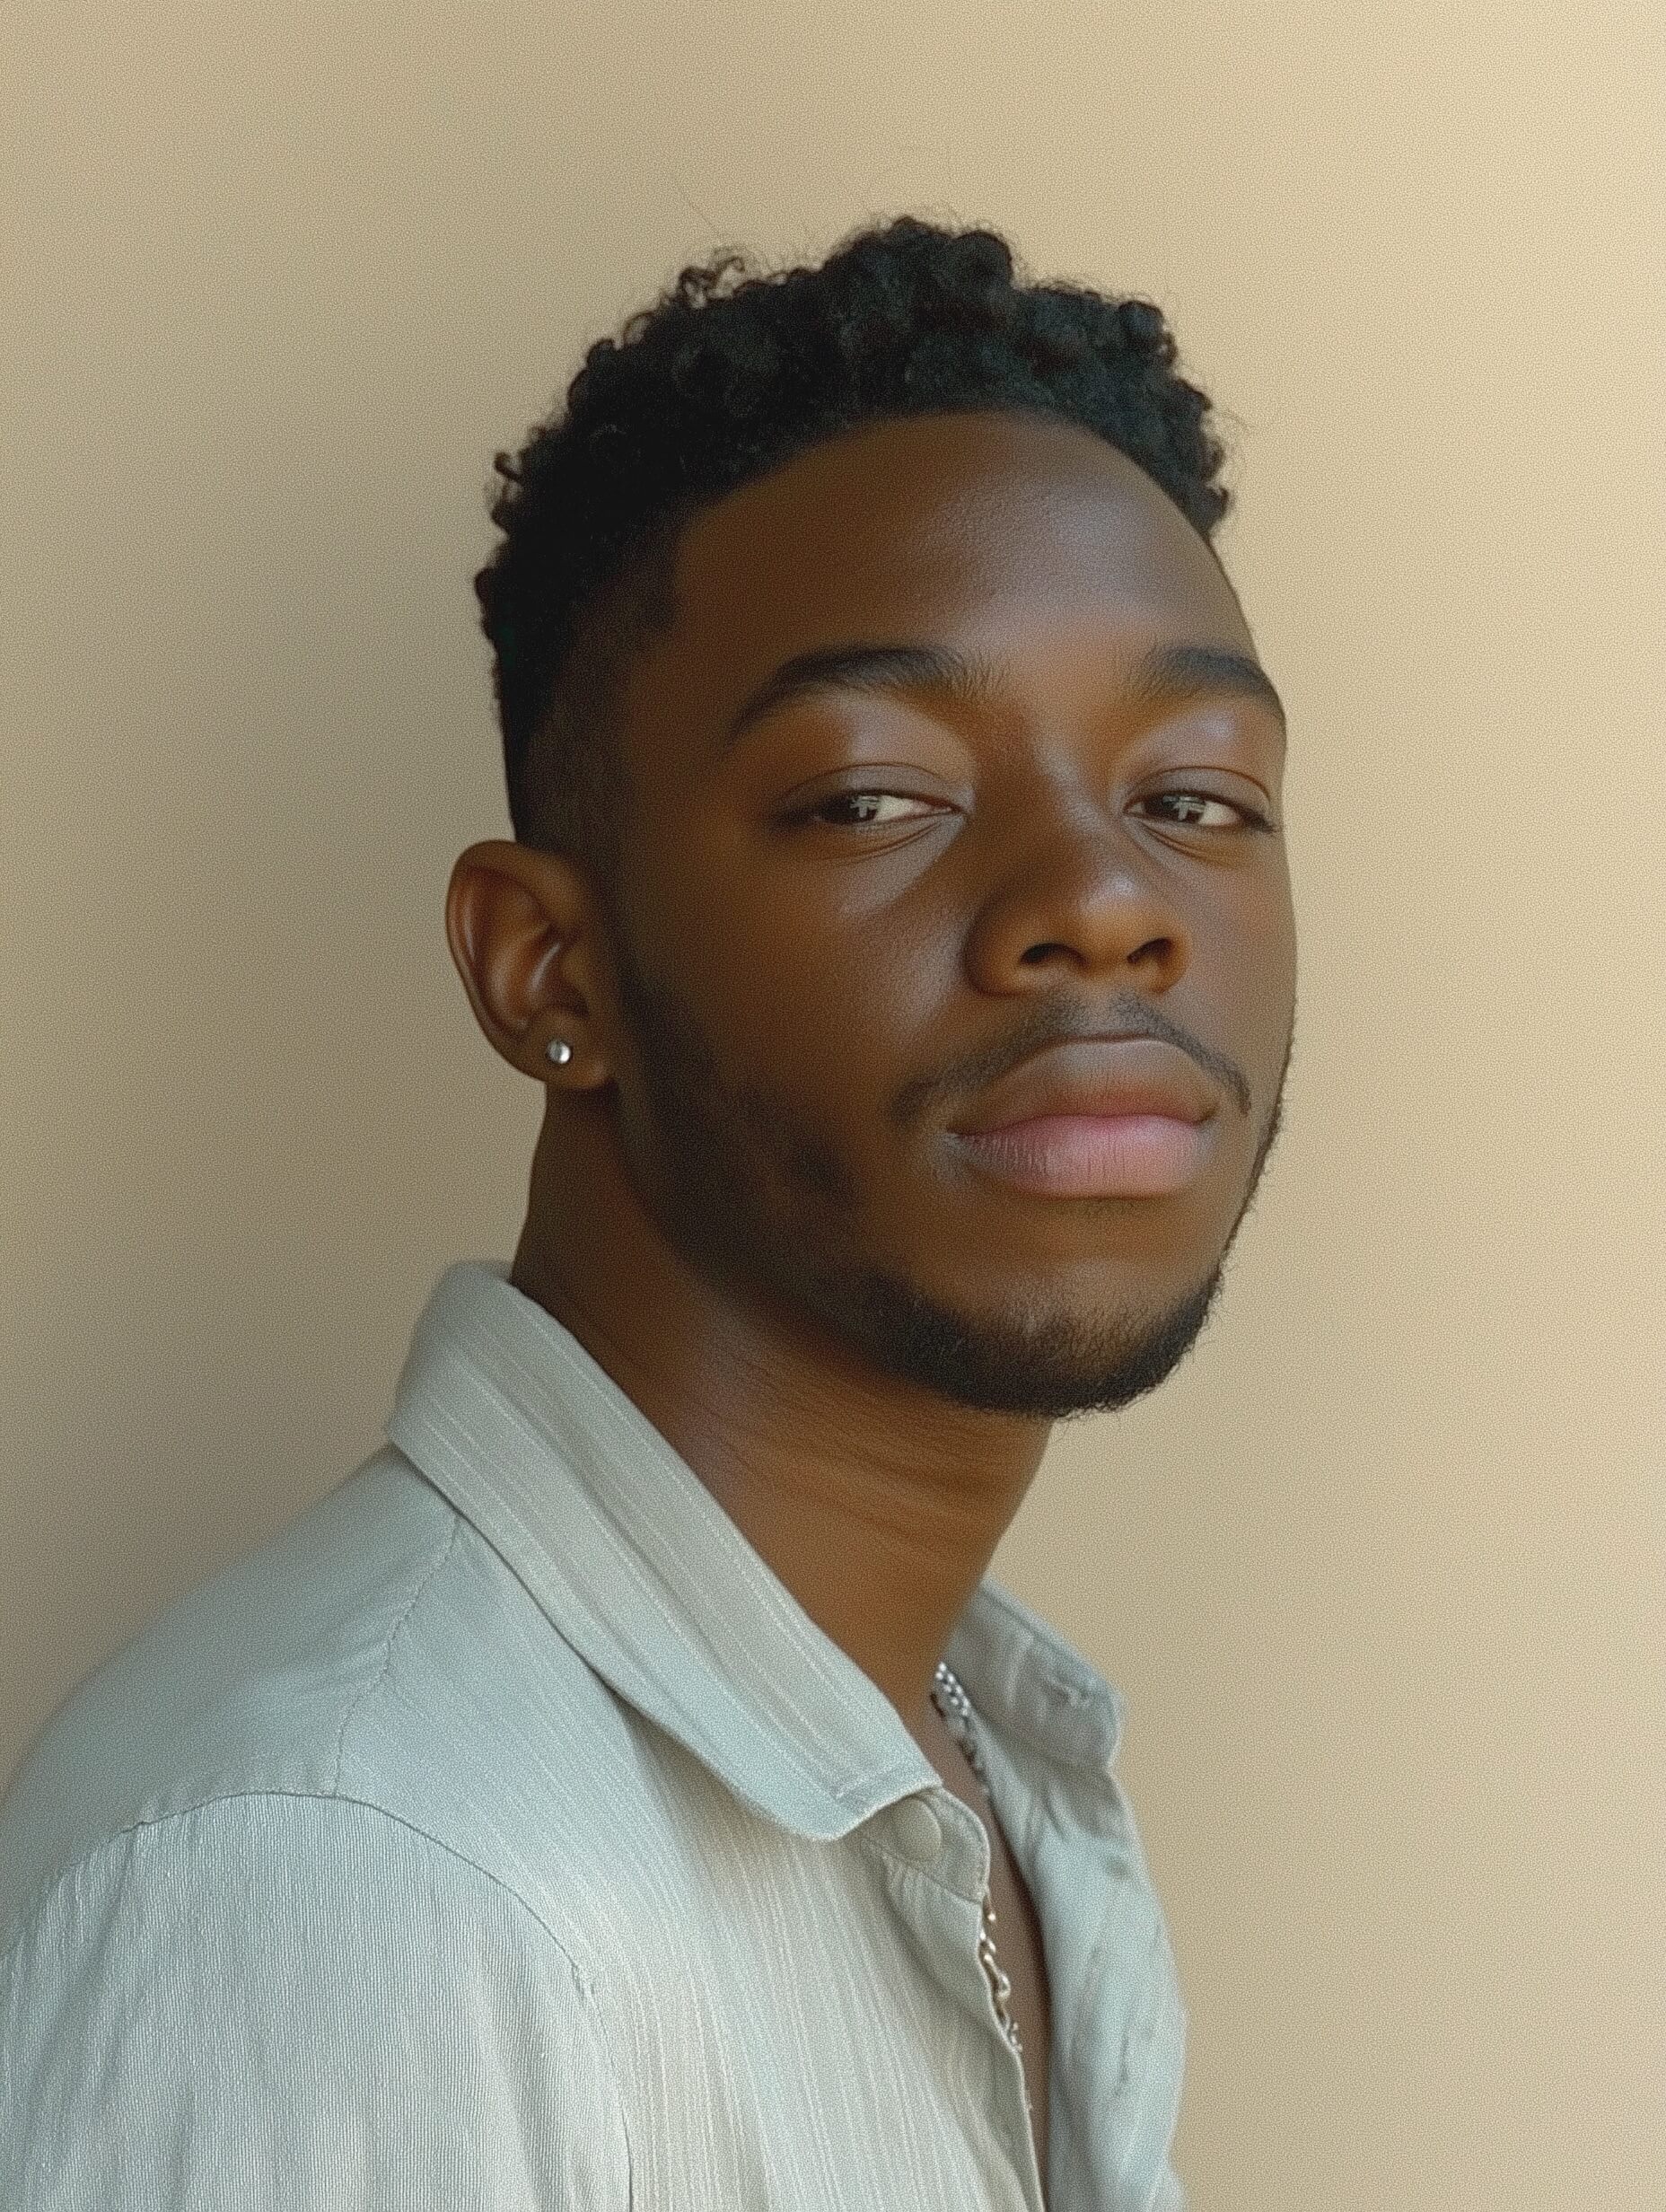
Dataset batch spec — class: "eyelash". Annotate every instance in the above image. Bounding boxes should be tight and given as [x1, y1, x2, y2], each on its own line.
[786, 788, 1278, 835]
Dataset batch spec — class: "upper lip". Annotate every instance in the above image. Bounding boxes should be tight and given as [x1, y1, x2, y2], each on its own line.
[949, 1036, 1220, 1135]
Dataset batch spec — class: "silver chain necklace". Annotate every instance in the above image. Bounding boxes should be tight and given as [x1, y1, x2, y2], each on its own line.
[930, 1659, 1030, 2112]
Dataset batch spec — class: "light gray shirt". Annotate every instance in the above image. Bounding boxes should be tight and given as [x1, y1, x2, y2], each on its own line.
[0, 1258, 1187, 2208]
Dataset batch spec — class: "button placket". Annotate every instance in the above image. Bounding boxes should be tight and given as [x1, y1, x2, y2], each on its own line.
[889, 1793, 1039, 2201]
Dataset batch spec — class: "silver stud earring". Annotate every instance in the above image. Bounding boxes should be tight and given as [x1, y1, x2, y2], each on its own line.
[546, 1038, 573, 1066]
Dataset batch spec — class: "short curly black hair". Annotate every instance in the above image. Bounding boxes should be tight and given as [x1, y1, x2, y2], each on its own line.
[474, 212, 1242, 907]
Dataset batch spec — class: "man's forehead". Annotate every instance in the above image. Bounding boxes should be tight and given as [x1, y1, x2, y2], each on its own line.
[645, 412, 1247, 704]
[678, 409, 1202, 573]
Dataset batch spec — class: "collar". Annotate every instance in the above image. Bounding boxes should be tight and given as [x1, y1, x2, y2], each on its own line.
[383, 1260, 1126, 1841]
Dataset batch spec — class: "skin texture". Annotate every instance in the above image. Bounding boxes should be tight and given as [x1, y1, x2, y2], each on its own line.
[445, 407, 1297, 1760]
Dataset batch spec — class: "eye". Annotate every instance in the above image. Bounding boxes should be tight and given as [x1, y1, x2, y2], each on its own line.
[787, 789, 939, 830]
[1133, 790, 1278, 833]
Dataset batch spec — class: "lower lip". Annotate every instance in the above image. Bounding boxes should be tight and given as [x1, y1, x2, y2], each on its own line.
[946, 1114, 1214, 1197]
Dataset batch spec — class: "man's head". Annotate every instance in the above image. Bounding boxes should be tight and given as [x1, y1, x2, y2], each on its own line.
[449, 215, 1296, 1426]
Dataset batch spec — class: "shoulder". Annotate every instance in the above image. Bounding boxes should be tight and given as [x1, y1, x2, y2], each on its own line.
[0, 1792, 631, 2208]
[0, 1452, 466, 1947]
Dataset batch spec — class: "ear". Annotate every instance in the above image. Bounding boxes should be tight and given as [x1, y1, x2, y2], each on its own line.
[444, 840, 606, 1084]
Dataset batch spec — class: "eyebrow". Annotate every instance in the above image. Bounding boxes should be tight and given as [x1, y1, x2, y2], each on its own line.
[719, 637, 1287, 751]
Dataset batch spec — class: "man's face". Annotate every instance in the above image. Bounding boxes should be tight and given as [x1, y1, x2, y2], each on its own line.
[588, 408, 1296, 1421]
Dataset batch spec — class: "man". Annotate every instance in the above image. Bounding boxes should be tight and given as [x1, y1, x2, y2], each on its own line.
[0, 214, 1295, 2209]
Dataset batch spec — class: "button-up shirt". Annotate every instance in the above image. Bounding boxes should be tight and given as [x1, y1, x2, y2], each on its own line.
[0, 1258, 1187, 2208]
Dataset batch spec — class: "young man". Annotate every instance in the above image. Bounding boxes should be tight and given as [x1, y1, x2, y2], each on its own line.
[0, 215, 1295, 2209]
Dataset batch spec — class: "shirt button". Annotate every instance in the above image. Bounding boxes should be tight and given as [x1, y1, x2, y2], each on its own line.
[891, 1795, 944, 1863]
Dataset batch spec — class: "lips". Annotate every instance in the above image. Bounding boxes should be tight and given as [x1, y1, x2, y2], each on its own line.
[949, 1037, 1219, 1137]
[946, 1111, 1214, 1198]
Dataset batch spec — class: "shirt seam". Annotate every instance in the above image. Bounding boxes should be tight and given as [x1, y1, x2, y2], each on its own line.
[2, 1786, 594, 1997]
[329, 1508, 463, 1795]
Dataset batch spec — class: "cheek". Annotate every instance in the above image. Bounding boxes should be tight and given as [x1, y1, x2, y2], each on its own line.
[767, 897, 945, 1028]
[766, 941, 934, 1099]
[741, 917, 947, 1138]
[646, 825, 942, 1041]
[1226, 876, 1298, 1006]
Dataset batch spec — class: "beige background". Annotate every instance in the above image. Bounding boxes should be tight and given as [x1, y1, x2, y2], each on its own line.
[4, 4, 1662, 2206]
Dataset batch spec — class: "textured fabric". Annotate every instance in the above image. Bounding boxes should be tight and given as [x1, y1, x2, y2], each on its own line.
[0, 1258, 1188, 2210]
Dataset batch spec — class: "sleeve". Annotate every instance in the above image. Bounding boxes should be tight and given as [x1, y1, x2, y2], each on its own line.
[0, 1793, 632, 2210]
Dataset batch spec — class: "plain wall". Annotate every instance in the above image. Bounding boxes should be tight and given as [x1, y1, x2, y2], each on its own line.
[4, 4, 1662, 2206]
